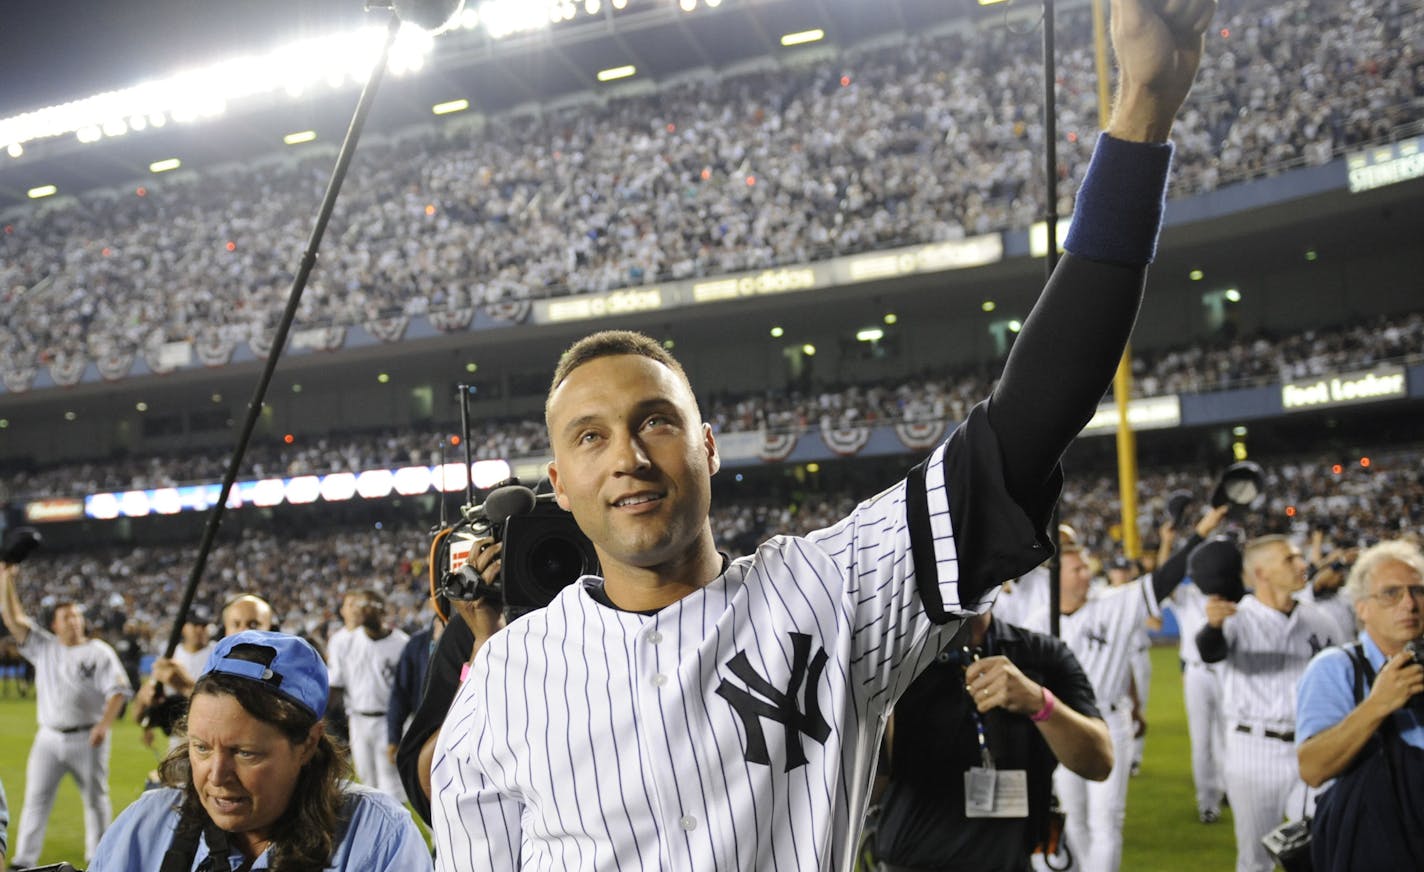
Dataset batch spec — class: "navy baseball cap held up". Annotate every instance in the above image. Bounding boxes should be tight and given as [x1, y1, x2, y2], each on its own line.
[201, 630, 329, 719]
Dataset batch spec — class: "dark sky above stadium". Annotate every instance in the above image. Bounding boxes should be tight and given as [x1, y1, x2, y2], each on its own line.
[0, 0, 374, 116]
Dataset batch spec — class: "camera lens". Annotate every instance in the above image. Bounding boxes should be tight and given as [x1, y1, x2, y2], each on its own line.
[525, 536, 591, 597]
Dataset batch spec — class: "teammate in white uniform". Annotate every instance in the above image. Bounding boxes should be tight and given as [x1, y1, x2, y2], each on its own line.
[430, 19, 1219, 861]
[0, 564, 133, 867]
[1196, 534, 1342, 872]
[1051, 543, 1187, 872]
[1162, 505, 1232, 822]
[327, 590, 363, 665]
[1106, 555, 1152, 777]
[328, 589, 409, 801]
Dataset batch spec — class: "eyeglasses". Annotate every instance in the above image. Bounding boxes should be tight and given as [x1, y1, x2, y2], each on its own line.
[1370, 585, 1424, 606]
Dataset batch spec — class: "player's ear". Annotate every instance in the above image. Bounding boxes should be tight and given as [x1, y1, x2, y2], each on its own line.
[703, 423, 720, 476]
[548, 460, 570, 511]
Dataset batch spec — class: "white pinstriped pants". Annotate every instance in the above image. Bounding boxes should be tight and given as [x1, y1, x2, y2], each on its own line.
[1054, 705, 1134, 872]
[1182, 662, 1225, 813]
[1222, 727, 1309, 872]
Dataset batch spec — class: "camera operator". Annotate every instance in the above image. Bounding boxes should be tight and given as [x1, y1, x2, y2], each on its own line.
[1296, 540, 1424, 867]
[395, 538, 504, 825]
[873, 608, 1112, 872]
[0, 562, 132, 868]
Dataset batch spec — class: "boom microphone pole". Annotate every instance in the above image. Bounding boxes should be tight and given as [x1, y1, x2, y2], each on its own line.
[1042, 0, 1063, 639]
[153, 0, 465, 699]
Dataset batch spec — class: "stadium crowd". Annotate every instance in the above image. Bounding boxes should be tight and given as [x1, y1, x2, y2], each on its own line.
[7, 444, 1420, 661]
[3, 303, 1421, 501]
[2, 0, 1421, 382]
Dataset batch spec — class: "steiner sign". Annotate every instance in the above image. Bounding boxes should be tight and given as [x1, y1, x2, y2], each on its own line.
[1346, 136, 1424, 194]
[1281, 367, 1407, 410]
[1080, 395, 1181, 436]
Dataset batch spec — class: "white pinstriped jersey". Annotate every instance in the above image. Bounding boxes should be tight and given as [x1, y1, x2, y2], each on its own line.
[329, 628, 409, 715]
[1168, 581, 1209, 666]
[1214, 595, 1340, 730]
[432, 413, 1049, 872]
[19, 625, 132, 729]
[1059, 575, 1161, 709]
[328, 626, 356, 666]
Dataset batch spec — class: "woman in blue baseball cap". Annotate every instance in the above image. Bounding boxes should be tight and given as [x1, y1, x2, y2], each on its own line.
[92, 630, 432, 871]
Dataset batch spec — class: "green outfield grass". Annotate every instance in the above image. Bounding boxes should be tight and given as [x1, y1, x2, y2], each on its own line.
[0, 646, 1240, 868]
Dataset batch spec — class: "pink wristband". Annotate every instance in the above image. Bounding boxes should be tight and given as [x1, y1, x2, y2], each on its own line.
[1030, 687, 1056, 723]
[459, 662, 472, 683]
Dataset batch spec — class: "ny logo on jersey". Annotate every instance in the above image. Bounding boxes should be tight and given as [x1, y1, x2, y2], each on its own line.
[1307, 633, 1331, 655]
[715, 632, 831, 772]
[1085, 623, 1110, 650]
[77, 661, 96, 681]
[381, 660, 397, 683]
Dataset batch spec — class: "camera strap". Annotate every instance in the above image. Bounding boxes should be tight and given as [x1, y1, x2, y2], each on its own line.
[160, 797, 241, 872]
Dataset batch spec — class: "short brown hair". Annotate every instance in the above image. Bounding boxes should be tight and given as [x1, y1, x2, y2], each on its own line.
[545, 330, 695, 424]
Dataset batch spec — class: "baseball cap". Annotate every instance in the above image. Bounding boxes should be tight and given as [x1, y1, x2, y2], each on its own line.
[1188, 537, 1246, 602]
[1107, 554, 1135, 572]
[201, 630, 328, 719]
[183, 607, 212, 626]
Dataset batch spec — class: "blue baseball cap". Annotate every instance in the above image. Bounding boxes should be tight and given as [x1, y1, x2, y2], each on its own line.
[201, 630, 329, 719]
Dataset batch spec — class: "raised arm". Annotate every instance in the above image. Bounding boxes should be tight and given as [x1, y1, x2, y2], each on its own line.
[988, 0, 1215, 506]
[0, 564, 32, 645]
[1149, 505, 1230, 603]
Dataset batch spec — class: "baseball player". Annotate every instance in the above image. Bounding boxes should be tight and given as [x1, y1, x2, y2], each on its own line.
[1106, 554, 1152, 776]
[0, 563, 133, 867]
[1162, 505, 1232, 822]
[328, 589, 409, 801]
[1196, 534, 1342, 872]
[431, 7, 1217, 863]
[1049, 541, 1191, 872]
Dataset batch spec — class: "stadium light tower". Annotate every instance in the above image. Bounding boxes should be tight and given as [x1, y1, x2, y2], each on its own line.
[159, 0, 466, 671]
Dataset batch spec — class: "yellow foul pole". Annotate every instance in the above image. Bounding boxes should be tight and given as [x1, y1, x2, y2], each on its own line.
[1092, 0, 1142, 559]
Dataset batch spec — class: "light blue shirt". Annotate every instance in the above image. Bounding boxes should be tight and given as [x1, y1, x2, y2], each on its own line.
[1296, 631, 1424, 750]
[90, 783, 433, 871]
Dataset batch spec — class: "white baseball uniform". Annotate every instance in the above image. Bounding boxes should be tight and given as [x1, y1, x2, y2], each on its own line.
[992, 565, 1052, 636]
[432, 410, 1052, 871]
[1053, 574, 1163, 872]
[329, 627, 409, 801]
[327, 625, 356, 664]
[1126, 613, 1151, 772]
[1167, 580, 1226, 816]
[1204, 595, 1340, 872]
[13, 623, 132, 866]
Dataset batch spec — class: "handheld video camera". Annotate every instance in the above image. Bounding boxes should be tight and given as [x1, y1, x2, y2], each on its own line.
[431, 480, 598, 621]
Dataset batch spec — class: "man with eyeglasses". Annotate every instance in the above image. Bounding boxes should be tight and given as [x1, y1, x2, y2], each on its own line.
[1295, 539, 1424, 867]
[1196, 535, 1341, 872]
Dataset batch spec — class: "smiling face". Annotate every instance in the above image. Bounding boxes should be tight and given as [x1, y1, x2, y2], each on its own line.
[187, 692, 319, 858]
[546, 353, 720, 581]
